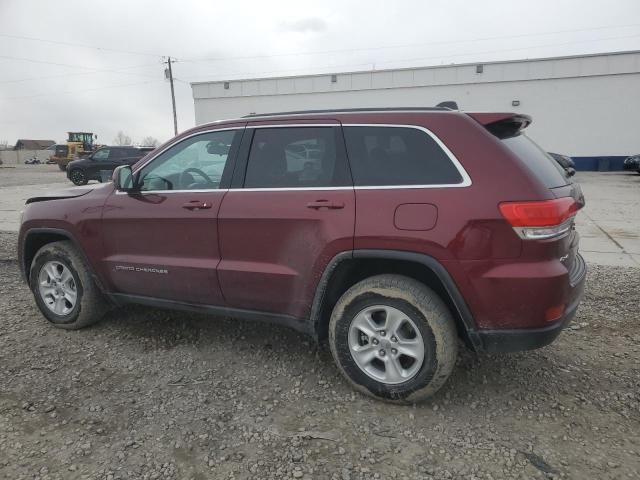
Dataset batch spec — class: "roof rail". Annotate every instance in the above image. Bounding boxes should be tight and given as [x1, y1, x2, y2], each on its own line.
[242, 106, 451, 118]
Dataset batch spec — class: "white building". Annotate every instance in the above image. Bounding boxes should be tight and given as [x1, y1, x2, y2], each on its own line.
[191, 50, 640, 161]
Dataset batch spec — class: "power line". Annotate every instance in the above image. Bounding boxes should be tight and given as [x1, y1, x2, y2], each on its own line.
[3, 22, 637, 67]
[0, 54, 128, 70]
[0, 32, 164, 58]
[189, 33, 640, 82]
[181, 22, 640, 65]
[0, 63, 162, 84]
[1, 80, 163, 101]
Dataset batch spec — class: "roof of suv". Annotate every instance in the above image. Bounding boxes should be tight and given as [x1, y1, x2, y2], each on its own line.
[189, 107, 529, 141]
[195, 107, 465, 131]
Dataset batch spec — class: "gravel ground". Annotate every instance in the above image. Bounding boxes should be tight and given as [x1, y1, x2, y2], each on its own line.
[0, 230, 638, 480]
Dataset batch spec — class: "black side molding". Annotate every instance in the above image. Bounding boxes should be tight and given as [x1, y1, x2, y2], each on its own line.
[108, 293, 314, 336]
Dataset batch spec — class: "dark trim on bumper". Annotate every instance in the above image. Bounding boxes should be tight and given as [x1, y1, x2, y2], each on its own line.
[477, 307, 576, 353]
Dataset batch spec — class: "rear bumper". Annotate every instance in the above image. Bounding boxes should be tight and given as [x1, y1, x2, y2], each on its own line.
[476, 253, 586, 353]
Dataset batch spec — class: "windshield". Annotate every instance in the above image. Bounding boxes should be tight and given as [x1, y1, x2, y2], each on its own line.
[502, 134, 569, 188]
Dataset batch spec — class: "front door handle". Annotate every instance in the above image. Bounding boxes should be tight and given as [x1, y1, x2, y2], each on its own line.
[182, 200, 212, 210]
[306, 200, 345, 210]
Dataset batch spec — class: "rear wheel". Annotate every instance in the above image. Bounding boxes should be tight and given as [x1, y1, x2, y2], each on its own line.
[69, 168, 87, 185]
[30, 241, 108, 329]
[328, 274, 458, 403]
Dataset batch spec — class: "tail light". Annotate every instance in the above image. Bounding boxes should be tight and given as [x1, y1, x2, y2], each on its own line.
[499, 197, 579, 240]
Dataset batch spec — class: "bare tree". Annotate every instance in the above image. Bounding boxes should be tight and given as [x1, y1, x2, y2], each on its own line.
[141, 136, 160, 147]
[113, 131, 132, 146]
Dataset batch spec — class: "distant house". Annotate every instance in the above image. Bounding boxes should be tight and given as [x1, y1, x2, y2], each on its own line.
[14, 139, 56, 150]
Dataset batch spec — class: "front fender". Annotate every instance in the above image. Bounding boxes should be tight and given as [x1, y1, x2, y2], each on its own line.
[19, 186, 112, 289]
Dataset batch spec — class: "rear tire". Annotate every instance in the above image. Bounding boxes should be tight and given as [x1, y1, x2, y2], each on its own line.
[29, 241, 108, 330]
[69, 169, 87, 185]
[328, 274, 458, 403]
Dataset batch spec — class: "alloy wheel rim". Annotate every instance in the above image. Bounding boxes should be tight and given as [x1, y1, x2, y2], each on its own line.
[348, 305, 425, 385]
[71, 170, 84, 183]
[38, 261, 77, 316]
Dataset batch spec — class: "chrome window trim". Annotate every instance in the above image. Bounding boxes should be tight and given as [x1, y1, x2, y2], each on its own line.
[228, 186, 353, 192]
[237, 123, 471, 191]
[114, 189, 228, 195]
[341, 123, 471, 188]
[132, 127, 243, 175]
[250, 123, 340, 128]
[116, 123, 471, 194]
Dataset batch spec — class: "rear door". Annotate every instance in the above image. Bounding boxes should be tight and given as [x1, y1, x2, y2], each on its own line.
[217, 121, 355, 319]
[343, 124, 470, 258]
[100, 126, 244, 304]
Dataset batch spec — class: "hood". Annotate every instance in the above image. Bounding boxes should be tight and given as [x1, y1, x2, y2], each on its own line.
[25, 187, 94, 204]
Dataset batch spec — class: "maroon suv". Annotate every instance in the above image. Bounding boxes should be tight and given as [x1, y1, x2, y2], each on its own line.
[18, 107, 586, 403]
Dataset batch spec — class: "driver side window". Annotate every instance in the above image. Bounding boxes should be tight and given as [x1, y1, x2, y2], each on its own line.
[93, 149, 110, 161]
[137, 129, 239, 192]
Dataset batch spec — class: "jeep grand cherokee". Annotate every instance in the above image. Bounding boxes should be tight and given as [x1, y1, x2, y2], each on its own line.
[18, 107, 586, 403]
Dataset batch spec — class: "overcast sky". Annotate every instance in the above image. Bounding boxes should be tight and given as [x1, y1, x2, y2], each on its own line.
[1, 0, 639, 146]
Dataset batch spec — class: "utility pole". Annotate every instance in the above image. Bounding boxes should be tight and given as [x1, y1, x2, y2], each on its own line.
[164, 56, 178, 136]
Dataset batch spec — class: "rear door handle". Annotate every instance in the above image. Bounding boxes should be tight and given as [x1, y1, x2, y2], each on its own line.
[182, 200, 212, 210]
[306, 200, 345, 210]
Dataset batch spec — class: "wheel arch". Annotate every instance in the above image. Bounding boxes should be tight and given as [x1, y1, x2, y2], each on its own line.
[20, 228, 104, 291]
[310, 249, 481, 351]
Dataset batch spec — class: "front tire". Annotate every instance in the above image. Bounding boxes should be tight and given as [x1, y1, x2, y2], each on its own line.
[328, 274, 458, 403]
[29, 241, 107, 330]
[69, 169, 87, 185]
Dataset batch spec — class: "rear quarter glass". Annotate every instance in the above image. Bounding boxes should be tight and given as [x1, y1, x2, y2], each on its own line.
[502, 134, 569, 189]
[342, 126, 463, 186]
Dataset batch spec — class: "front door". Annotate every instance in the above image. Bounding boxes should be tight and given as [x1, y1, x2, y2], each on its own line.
[100, 126, 244, 305]
[217, 123, 355, 320]
[87, 148, 116, 180]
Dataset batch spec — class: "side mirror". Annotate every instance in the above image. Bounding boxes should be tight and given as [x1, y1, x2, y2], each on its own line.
[566, 167, 576, 177]
[113, 165, 135, 191]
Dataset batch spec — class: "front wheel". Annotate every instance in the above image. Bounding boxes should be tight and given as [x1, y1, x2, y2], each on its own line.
[328, 274, 458, 403]
[69, 169, 87, 185]
[30, 241, 108, 329]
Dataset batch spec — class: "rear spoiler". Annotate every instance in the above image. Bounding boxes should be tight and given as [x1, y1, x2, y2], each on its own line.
[467, 112, 532, 139]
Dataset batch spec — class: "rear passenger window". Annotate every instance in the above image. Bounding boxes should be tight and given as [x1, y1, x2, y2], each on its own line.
[343, 126, 464, 186]
[244, 127, 349, 188]
[110, 149, 127, 159]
